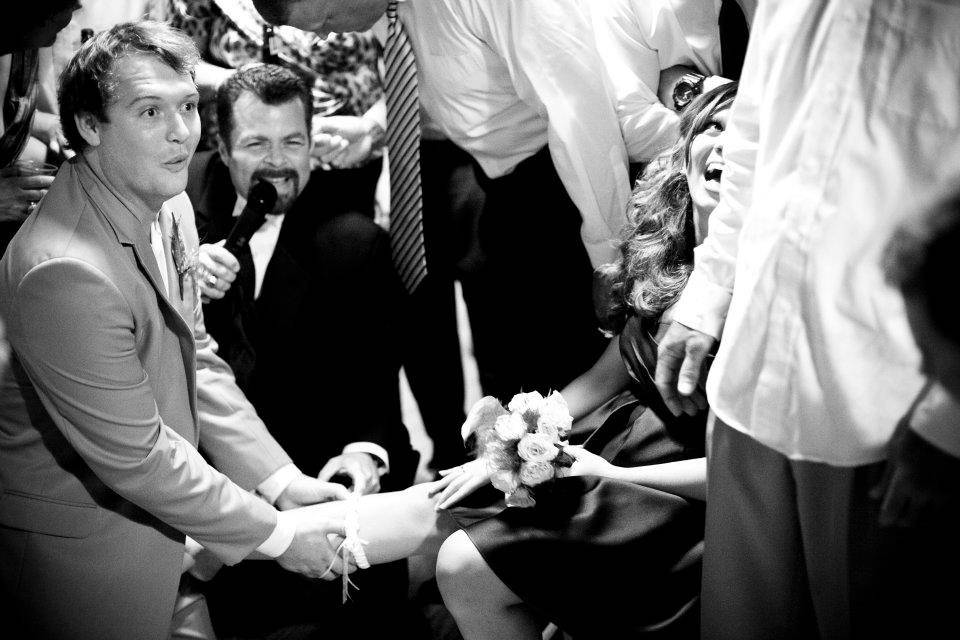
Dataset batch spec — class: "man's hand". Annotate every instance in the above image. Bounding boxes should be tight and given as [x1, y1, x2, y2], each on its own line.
[873, 418, 960, 528]
[275, 473, 351, 510]
[0, 169, 54, 223]
[312, 115, 381, 169]
[654, 321, 715, 417]
[197, 241, 240, 302]
[318, 452, 382, 495]
[275, 504, 352, 580]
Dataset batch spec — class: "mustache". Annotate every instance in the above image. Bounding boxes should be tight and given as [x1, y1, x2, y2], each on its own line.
[251, 167, 300, 184]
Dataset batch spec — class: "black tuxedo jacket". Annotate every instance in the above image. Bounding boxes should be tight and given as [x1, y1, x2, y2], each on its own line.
[186, 151, 417, 487]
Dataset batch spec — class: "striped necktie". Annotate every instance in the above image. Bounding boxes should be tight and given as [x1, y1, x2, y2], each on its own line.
[383, 0, 427, 293]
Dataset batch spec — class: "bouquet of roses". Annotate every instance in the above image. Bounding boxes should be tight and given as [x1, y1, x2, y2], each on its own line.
[461, 390, 575, 507]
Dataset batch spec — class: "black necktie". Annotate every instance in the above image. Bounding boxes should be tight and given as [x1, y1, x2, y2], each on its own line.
[719, 0, 749, 81]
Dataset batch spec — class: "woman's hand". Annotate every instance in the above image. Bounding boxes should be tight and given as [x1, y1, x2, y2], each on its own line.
[428, 459, 492, 510]
[0, 169, 54, 223]
[564, 445, 616, 479]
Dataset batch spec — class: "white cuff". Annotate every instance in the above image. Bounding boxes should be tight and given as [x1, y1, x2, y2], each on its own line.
[343, 442, 390, 476]
[672, 269, 733, 340]
[255, 509, 297, 558]
[909, 382, 960, 458]
[256, 463, 301, 505]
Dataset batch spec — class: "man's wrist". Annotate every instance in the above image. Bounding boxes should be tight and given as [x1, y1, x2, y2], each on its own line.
[254, 509, 297, 558]
[257, 463, 301, 504]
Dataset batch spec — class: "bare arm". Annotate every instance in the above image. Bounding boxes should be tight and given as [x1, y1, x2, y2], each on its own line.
[567, 446, 706, 501]
[560, 338, 631, 420]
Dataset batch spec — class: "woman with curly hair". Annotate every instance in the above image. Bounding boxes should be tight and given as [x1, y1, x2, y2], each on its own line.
[432, 81, 739, 640]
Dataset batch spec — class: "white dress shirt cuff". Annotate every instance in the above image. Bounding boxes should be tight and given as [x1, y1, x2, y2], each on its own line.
[672, 270, 733, 339]
[256, 463, 301, 505]
[909, 382, 960, 458]
[343, 442, 390, 476]
[255, 509, 297, 558]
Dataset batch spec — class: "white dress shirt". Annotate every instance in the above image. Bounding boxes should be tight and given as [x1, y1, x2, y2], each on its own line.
[590, 0, 723, 163]
[674, 0, 960, 465]
[397, 0, 632, 267]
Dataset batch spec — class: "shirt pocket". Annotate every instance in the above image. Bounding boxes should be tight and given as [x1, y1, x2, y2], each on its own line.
[869, 1, 960, 130]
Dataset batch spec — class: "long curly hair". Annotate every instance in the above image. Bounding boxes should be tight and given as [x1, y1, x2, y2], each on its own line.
[603, 81, 738, 332]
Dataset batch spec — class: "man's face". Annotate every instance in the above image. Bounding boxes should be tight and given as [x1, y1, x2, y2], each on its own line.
[86, 54, 200, 213]
[220, 92, 311, 213]
[254, 0, 389, 36]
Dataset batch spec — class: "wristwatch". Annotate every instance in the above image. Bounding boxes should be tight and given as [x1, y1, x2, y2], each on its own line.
[672, 72, 706, 111]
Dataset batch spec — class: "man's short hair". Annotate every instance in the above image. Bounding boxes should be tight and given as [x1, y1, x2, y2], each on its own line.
[58, 20, 200, 154]
[216, 64, 312, 151]
[884, 184, 960, 348]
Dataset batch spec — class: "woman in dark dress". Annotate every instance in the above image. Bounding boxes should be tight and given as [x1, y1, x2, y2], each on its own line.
[432, 81, 738, 640]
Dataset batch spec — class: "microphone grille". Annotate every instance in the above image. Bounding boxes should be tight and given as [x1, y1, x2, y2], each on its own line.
[248, 179, 278, 212]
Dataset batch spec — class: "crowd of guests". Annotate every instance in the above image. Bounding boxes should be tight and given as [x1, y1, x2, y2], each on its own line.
[0, 1, 958, 639]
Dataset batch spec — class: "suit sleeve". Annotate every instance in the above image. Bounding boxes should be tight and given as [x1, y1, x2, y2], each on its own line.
[7, 258, 276, 564]
[167, 191, 294, 489]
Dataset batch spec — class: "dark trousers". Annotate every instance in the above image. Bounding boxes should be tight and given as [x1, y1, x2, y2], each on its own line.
[401, 139, 485, 470]
[703, 417, 960, 639]
[462, 147, 608, 402]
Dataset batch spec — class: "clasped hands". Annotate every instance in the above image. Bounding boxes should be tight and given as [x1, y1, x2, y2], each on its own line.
[273, 457, 381, 581]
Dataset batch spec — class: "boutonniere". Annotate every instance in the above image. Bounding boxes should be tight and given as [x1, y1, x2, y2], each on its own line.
[170, 213, 198, 301]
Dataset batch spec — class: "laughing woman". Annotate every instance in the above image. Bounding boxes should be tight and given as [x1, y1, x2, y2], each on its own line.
[432, 81, 738, 640]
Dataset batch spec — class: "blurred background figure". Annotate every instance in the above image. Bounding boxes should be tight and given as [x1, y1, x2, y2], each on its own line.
[0, 0, 80, 256]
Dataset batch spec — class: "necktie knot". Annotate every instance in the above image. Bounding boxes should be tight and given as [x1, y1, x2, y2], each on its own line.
[386, 0, 399, 24]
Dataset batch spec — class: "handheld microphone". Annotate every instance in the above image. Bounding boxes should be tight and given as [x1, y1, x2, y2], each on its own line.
[224, 179, 278, 255]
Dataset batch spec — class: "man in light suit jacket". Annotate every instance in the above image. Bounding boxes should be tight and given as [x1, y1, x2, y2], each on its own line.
[0, 21, 353, 640]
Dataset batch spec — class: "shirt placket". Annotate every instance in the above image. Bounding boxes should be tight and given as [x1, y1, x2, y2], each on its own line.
[754, 1, 871, 445]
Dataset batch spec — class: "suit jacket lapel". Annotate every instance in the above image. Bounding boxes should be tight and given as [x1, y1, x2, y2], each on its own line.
[74, 159, 199, 425]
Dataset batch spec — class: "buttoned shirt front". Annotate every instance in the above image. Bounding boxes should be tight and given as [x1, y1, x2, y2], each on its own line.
[396, 0, 631, 267]
[674, 0, 960, 465]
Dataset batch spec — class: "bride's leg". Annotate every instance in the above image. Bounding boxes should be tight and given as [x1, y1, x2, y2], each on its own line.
[435, 530, 541, 640]
[317, 482, 460, 564]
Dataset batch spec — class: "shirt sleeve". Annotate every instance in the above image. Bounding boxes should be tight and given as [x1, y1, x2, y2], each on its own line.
[489, 0, 632, 267]
[589, 0, 681, 163]
[672, 2, 764, 338]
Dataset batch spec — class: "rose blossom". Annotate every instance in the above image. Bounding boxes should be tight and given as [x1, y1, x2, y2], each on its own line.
[490, 470, 521, 494]
[536, 391, 573, 437]
[482, 432, 519, 470]
[517, 432, 559, 463]
[507, 391, 545, 415]
[494, 413, 528, 441]
[519, 460, 555, 486]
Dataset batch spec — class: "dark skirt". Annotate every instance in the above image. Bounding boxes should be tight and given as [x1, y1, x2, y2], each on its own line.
[451, 390, 706, 639]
